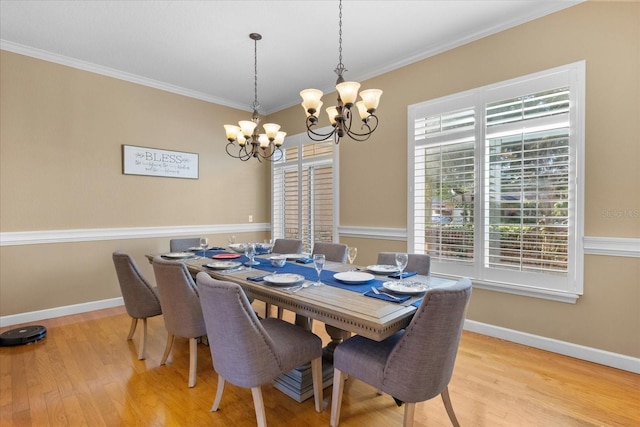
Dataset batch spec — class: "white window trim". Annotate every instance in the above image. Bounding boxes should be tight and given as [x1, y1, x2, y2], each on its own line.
[407, 61, 585, 303]
[271, 128, 340, 246]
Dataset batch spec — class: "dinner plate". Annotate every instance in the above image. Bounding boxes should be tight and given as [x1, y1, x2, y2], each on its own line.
[188, 246, 207, 252]
[382, 281, 429, 295]
[163, 252, 193, 259]
[333, 271, 375, 284]
[367, 264, 398, 274]
[211, 253, 241, 259]
[263, 274, 305, 286]
[204, 261, 242, 270]
[284, 253, 308, 260]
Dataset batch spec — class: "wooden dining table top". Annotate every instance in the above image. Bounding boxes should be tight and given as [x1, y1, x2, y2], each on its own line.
[146, 251, 454, 342]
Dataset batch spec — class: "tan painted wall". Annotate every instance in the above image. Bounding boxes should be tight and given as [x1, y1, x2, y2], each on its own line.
[1, 2, 638, 357]
[270, 1, 640, 357]
[0, 51, 270, 315]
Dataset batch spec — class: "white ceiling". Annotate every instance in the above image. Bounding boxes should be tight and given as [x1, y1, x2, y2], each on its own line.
[0, 0, 582, 114]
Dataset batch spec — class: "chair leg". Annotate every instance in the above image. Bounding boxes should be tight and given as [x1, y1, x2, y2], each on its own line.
[403, 402, 416, 427]
[160, 333, 174, 365]
[276, 307, 284, 319]
[188, 337, 198, 387]
[127, 318, 138, 340]
[311, 357, 323, 412]
[330, 368, 346, 427]
[137, 318, 148, 360]
[251, 386, 267, 427]
[441, 386, 460, 427]
[211, 376, 225, 412]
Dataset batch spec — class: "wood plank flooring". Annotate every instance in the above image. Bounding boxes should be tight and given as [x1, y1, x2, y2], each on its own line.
[1, 305, 638, 426]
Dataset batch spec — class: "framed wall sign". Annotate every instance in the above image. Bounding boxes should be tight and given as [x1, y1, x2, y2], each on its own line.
[122, 145, 199, 179]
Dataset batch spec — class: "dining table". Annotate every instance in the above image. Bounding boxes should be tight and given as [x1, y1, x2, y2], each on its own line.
[147, 248, 455, 342]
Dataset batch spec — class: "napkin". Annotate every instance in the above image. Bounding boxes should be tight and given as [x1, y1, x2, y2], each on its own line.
[247, 275, 267, 282]
[388, 271, 417, 279]
[364, 290, 411, 303]
[295, 258, 313, 264]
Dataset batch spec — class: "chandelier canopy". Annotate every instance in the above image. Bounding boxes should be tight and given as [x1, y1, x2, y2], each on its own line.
[224, 33, 285, 162]
[300, 0, 383, 144]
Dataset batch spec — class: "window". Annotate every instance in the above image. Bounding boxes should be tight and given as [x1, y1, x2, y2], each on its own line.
[272, 131, 338, 253]
[409, 62, 585, 302]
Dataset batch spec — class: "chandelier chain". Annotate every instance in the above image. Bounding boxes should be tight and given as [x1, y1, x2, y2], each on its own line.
[252, 35, 260, 111]
[335, 0, 346, 78]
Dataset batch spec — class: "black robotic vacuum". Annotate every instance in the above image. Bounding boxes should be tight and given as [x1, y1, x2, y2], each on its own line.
[0, 325, 47, 346]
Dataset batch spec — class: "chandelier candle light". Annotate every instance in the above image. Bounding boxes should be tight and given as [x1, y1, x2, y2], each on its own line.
[224, 33, 285, 161]
[300, 0, 383, 143]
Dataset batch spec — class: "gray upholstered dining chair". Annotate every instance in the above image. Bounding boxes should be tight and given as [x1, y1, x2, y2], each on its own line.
[169, 237, 201, 252]
[330, 278, 472, 427]
[271, 238, 303, 254]
[377, 252, 431, 276]
[312, 242, 348, 263]
[112, 250, 163, 360]
[152, 256, 207, 387]
[195, 272, 324, 427]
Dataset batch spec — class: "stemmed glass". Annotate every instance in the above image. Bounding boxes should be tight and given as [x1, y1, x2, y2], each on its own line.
[395, 253, 409, 285]
[313, 254, 325, 286]
[228, 235, 236, 246]
[347, 247, 358, 264]
[199, 237, 209, 258]
[245, 243, 256, 270]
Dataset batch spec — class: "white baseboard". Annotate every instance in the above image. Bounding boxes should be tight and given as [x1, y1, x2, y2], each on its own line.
[0, 297, 124, 328]
[464, 319, 640, 374]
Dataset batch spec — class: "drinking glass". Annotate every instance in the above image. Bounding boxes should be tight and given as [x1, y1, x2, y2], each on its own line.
[199, 237, 209, 258]
[228, 235, 236, 246]
[347, 247, 358, 264]
[395, 253, 409, 285]
[313, 254, 325, 286]
[245, 243, 256, 270]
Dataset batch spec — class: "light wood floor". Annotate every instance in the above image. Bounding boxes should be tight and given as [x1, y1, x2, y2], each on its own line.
[1, 305, 638, 427]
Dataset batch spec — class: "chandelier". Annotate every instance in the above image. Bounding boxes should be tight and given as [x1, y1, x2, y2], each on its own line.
[224, 33, 285, 162]
[300, 0, 383, 144]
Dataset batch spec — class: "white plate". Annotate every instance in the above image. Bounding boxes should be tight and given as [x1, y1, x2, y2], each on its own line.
[284, 253, 308, 260]
[333, 271, 375, 284]
[228, 243, 246, 253]
[188, 246, 211, 251]
[367, 264, 398, 274]
[382, 281, 429, 295]
[263, 273, 306, 286]
[163, 252, 194, 259]
[204, 261, 242, 270]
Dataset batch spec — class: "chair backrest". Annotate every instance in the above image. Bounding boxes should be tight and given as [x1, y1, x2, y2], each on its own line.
[195, 272, 284, 388]
[170, 238, 201, 252]
[271, 239, 303, 255]
[312, 242, 348, 263]
[376, 252, 431, 276]
[382, 278, 472, 402]
[112, 251, 162, 319]
[152, 256, 206, 339]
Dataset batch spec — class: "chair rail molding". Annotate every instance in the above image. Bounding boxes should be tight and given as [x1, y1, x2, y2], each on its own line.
[0, 223, 270, 246]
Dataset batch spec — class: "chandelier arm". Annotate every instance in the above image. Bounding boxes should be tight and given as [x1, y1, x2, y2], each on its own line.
[343, 114, 379, 140]
[226, 142, 253, 161]
[305, 117, 339, 141]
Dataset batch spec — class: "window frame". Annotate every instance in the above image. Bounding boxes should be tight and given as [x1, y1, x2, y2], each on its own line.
[271, 128, 339, 253]
[408, 61, 585, 303]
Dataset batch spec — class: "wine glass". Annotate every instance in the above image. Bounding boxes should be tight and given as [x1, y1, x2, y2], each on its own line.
[199, 237, 208, 258]
[313, 254, 325, 286]
[245, 243, 256, 270]
[347, 247, 358, 264]
[395, 253, 409, 285]
[228, 235, 236, 246]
